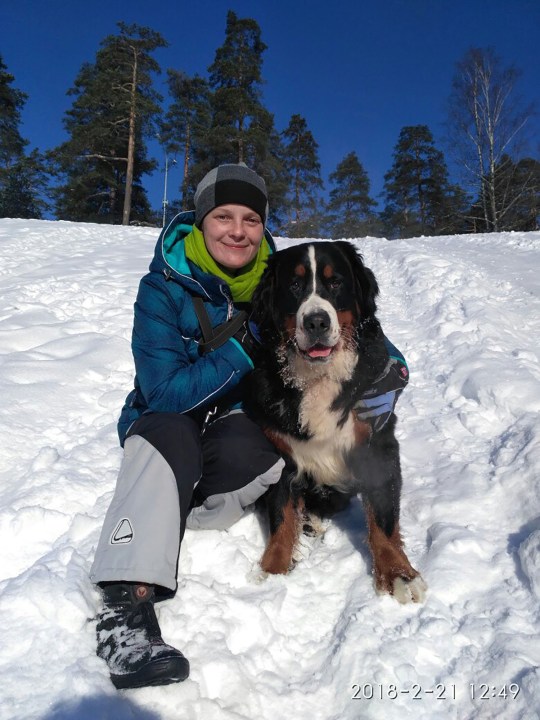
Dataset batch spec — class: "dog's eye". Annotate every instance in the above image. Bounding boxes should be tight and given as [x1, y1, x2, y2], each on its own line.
[289, 278, 302, 292]
[328, 277, 342, 290]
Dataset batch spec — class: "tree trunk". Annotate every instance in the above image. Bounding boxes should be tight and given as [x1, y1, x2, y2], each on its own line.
[122, 47, 138, 226]
[295, 169, 300, 223]
[487, 135, 499, 232]
[237, 115, 245, 163]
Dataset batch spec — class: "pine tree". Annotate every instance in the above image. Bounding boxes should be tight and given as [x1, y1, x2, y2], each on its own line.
[382, 125, 457, 238]
[52, 23, 166, 224]
[206, 11, 267, 165]
[160, 70, 211, 209]
[0, 55, 27, 167]
[196, 11, 286, 224]
[0, 55, 48, 218]
[491, 155, 539, 231]
[256, 122, 289, 228]
[438, 183, 472, 235]
[326, 152, 376, 238]
[281, 114, 324, 236]
[0, 151, 49, 218]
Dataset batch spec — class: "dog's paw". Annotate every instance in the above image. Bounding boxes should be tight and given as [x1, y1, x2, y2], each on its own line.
[247, 566, 269, 584]
[292, 517, 329, 565]
[301, 513, 329, 538]
[392, 575, 427, 604]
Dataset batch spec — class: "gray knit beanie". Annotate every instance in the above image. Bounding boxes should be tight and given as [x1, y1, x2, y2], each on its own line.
[194, 163, 269, 227]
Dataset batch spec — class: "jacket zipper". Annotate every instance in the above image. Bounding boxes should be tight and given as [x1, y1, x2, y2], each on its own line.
[220, 285, 234, 320]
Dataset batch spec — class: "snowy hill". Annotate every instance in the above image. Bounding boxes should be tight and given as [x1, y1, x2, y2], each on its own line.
[1, 218, 539, 720]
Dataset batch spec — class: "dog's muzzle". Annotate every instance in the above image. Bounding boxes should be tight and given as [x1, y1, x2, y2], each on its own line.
[298, 309, 337, 360]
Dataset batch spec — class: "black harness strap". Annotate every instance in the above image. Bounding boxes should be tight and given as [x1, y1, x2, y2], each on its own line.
[192, 296, 247, 354]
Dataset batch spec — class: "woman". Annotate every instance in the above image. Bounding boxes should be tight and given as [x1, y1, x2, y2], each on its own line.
[90, 164, 285, 689]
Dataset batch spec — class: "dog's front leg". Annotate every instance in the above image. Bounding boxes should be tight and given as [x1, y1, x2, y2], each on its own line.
[260, 469, 300, 575]
[355, 429, 427, 603]
[363, 500, 426, 603]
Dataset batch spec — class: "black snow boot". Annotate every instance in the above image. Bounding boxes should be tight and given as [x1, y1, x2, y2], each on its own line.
[96, 583, 189, 689]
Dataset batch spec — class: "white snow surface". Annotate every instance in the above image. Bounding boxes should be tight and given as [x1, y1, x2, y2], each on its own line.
[1, 218, 539, 720]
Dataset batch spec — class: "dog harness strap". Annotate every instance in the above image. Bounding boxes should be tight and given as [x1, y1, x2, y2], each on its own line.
[192, 296, 247, 354]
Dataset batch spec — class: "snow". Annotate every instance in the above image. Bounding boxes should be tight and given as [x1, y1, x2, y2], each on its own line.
[1, 217, 539, 720]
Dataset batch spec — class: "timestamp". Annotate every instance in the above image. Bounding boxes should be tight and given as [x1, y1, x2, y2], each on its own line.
[470, 683, 520, 700]
[351, 683, 457, 700]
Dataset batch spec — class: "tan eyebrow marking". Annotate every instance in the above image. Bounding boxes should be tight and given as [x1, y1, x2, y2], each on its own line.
[294, 263, 306, 277]
[323, 264, 334, 279]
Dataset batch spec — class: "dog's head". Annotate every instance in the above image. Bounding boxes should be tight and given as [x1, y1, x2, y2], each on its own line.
[251, 241, 379, 370]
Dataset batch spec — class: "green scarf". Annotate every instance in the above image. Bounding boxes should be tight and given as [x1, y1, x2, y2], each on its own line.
[184, 225, 271, 303]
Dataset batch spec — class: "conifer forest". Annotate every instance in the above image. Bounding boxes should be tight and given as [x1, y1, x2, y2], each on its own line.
[1, 12, 538, 237]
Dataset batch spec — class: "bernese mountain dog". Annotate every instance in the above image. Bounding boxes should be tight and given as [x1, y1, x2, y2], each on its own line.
[246, 240, 426, 604]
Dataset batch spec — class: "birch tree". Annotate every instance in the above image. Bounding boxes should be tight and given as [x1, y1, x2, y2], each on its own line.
[447, 47, 535, 232]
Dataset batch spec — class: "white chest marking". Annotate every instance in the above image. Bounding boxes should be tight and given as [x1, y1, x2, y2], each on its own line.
[289, 373, 358, 489]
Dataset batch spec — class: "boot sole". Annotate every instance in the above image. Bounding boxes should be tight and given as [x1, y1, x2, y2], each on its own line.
[111, 655, 190, 689]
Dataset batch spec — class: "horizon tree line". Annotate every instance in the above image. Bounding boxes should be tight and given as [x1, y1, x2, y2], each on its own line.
[0, 13, 538, 237]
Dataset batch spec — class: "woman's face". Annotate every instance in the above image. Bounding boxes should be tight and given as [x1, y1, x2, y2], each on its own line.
[202, 204, 264, 271]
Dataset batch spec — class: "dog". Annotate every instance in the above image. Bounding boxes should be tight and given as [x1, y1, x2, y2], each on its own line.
[245, 240, 426, 604]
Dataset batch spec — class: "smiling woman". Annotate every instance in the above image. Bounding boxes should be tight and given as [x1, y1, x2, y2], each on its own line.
[89, 163, 283, 690]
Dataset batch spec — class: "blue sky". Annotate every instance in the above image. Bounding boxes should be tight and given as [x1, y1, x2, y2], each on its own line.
[1, 0, 539, 216]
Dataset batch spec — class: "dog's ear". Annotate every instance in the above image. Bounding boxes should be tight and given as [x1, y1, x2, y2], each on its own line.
[335, 240, 379, 319]
[250, 256, 281, 341]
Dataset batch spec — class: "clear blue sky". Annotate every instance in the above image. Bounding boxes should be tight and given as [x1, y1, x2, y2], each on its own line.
[2, 0, 539, 216]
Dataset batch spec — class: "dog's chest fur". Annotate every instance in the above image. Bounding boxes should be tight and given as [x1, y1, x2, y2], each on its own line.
[294, 378, 356, 487]
[273, 352, 365, 490]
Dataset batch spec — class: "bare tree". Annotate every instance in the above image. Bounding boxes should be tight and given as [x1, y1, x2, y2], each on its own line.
[447, 47, 536, 231]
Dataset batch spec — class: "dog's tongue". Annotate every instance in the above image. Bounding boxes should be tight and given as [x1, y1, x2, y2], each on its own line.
[307, 344, 333, 358]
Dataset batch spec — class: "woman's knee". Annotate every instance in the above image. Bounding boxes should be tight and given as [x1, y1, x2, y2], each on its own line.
[203, 412, 279, 468]
[127, 412, 203, 494]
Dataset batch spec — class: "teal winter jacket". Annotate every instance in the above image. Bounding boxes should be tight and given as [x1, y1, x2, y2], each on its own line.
[117, 211, 276, 445]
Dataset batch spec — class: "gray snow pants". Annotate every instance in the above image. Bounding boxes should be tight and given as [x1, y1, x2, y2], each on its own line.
[90, 411, 284, 596]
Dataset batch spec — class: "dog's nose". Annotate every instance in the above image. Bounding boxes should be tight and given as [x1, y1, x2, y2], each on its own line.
[303, 310, 331, 333]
